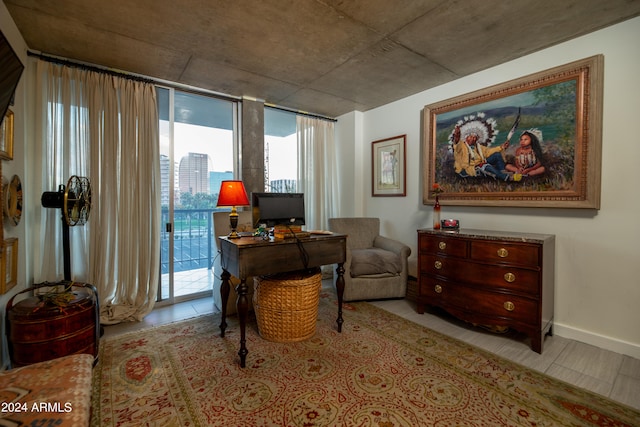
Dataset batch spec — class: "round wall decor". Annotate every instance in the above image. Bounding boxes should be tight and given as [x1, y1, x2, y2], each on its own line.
[4, 174, 22, 226]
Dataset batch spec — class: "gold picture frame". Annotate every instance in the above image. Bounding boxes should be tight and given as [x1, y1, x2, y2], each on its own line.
[372, 134, 406, 197]
[1, 108, 14, 160]
[422, 55, 603, 208]
[1, 238, 18, 294]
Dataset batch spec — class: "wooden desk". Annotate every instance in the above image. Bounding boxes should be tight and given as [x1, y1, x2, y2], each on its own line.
[218, 233, 347, 367]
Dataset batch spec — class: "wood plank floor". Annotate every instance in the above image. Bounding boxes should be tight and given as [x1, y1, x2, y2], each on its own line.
[103, 287, 640, 412]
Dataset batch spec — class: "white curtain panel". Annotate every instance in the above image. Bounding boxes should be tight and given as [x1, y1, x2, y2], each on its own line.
[296, 116, 338, 231]
[32, 61, 90, 282]
[33, 60, 160, 323]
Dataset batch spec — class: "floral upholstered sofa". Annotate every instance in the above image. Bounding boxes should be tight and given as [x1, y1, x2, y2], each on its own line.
[0, 354, 94, 426]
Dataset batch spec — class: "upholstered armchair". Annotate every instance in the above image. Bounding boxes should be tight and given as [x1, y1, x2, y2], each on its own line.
[328, 217, 411, 302]
[212, 211, 255, 315]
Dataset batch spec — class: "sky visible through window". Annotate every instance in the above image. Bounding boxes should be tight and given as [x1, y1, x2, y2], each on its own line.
[160, 121, 233, 172]
[159, 121, 297, 183]
[265, 132, 296, 182]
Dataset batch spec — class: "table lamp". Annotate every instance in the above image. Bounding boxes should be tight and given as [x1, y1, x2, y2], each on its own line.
[216, 180, 250, 239]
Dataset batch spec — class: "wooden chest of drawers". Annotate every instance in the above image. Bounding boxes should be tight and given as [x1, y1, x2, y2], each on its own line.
[417, 229, 555, 353]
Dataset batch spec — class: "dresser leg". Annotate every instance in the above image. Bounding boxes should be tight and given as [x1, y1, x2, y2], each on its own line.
[532, 322, 554, 353]
[531, 333, 543, 354]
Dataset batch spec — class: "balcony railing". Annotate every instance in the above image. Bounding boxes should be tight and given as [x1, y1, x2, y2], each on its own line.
[159, 208, 232, 299]
[161, 208, 227, 275]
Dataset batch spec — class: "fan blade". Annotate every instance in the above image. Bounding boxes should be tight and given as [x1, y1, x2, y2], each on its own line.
[63, 175, 91, 226]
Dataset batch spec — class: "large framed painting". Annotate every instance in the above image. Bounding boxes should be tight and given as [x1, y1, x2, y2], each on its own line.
[372, 135, 406, 197]
[422, 55, 603, 208]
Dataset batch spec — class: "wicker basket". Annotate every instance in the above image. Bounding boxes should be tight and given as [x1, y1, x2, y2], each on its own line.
[253, 268, 322, 342]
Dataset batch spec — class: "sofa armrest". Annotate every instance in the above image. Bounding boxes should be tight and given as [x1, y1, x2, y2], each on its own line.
[374, 235, 411, 258]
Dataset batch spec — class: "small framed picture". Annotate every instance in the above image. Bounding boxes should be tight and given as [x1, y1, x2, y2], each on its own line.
[372, 134, 406, 197]
[1, 108, 15, 160]
[1, 238, 18, 294]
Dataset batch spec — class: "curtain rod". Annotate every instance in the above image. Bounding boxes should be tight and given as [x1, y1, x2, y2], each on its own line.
[264, 102, 337, 122]
[28, 50, 338, 121]
[28, 50, 153, 83]
[28, 50, 240, 101]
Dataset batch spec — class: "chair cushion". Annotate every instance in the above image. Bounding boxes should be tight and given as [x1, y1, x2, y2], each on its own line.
[350, 248, 402, 277]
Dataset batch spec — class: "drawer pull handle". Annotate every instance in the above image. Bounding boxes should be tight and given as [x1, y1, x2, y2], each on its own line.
[497, 248, 509, 258]
[438, 241, 447, 250]
[504, 272, 516, 283]
[434, 284, 442, 294]
[434, 260, 442, 269]
[504, 301, 515, 311]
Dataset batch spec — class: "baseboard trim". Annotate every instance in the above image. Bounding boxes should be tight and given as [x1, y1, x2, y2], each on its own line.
[554, 322, 640, 359]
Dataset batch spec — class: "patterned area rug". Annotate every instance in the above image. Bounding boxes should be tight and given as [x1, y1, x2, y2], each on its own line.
[91, 291, 640, 426]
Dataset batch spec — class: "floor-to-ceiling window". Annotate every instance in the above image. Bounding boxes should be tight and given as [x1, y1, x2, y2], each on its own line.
[157, 87, 239, 303]
[264, 107, 297, 192]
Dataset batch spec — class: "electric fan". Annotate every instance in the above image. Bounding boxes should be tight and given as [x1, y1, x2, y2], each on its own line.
[41, 175, 92, 280]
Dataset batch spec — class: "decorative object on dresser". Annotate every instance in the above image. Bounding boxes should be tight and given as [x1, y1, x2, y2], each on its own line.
[431, 182, 444, 229]
[441, 218, 459, 230]
[432, 195, 441, 229]
[417, 229, 554, 353]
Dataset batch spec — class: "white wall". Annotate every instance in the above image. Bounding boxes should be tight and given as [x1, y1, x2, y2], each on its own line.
[336, 17, 640, 358]
[334, 111, 363, 217]
[1, 1, 30, 368]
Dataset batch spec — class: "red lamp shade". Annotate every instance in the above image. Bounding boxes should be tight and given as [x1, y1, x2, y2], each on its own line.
[217, 180, 250, 207]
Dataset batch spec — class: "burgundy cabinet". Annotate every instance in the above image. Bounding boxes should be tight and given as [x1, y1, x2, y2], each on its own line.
[417, 229, 555, 353]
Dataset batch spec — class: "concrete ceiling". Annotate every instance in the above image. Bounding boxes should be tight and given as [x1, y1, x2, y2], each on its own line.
[5, 0, 640, 118]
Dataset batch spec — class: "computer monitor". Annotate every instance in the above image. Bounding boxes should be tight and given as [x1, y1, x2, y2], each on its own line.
[251, 192, 305, 228]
